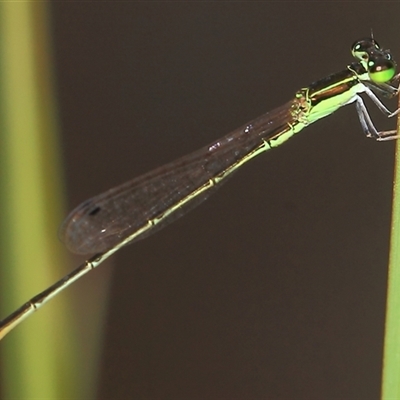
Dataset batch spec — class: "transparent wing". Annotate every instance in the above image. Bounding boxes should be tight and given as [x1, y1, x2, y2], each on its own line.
[59, 102, 293, 254]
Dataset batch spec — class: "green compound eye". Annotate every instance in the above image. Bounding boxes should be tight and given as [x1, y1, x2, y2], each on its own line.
[352, 37, 380, 61]
[368, 56, 396, 83]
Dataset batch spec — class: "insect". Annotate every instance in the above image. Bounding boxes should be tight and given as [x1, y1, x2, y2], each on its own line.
[0, 37, 398, 340]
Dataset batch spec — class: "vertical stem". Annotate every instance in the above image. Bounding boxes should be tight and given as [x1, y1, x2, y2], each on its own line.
[381, 81, 400, 398]
[0, 3, 82, 399]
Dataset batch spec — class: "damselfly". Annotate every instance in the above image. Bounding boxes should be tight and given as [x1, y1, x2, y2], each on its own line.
[0, 37, 398, 340]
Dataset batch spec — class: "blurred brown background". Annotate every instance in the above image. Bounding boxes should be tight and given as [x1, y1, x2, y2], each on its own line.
[51, 2, 399, 399]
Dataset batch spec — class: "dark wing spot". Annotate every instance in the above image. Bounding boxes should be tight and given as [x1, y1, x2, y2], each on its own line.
[88, 206, 101, 216]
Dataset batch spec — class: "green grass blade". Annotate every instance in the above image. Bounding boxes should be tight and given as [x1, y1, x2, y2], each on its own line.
[0, 4, 83, 399]
[381, 87, 400, 398]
